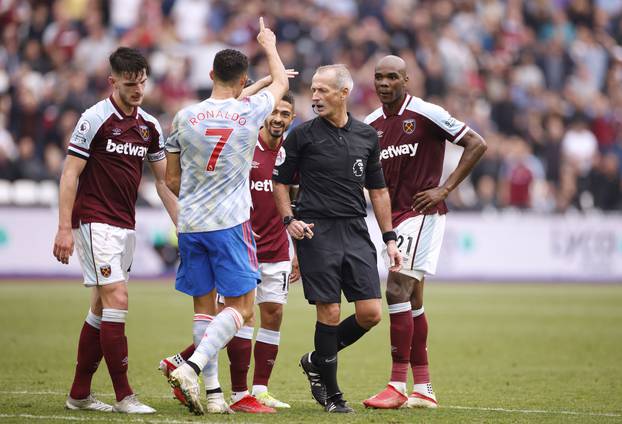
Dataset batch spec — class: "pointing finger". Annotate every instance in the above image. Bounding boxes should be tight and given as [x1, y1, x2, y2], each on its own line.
[259, 17, 265, 31]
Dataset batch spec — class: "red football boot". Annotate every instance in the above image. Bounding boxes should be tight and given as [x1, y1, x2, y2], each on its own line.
[158, 358, 187, 406]
[363, 384, 408, 409]
[230, 394, 277, 413]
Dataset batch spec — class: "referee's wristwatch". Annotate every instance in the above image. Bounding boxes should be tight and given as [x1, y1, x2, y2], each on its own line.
[283, 215, 296, 227]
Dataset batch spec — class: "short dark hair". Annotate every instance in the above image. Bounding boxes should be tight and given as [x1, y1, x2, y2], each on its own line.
[281, 91, 295, 109]
[109, 47, 150, 78]
[213, 49, 248, 83]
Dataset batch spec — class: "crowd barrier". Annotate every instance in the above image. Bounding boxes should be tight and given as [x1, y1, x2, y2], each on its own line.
[0, 208, 620, 282]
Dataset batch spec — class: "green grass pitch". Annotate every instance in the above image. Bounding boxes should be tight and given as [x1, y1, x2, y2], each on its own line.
[0, 281, 621, 423]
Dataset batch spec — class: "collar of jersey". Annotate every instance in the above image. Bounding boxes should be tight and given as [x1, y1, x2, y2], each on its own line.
[382, 94, 412, 118]
[320, 112, 353, 131]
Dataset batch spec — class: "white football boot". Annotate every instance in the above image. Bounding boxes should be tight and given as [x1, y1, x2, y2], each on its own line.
[112, 394, 156, 414]
[406, 383, 438, 408]
[65, 394, 113, 412]
[206, 391, 233, 414]
[169, 363, 204, 415]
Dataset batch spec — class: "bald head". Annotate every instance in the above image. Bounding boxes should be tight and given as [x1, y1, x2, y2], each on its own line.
[373, 55, 409, 107]
[375, 55, 407, 77]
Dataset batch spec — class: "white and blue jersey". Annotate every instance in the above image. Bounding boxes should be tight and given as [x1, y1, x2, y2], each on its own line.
[166, 91, 275, 233]
[167, 91, 275, 298]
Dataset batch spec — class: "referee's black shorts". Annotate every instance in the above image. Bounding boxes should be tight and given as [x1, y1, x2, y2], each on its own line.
[296, 217, 381, 304]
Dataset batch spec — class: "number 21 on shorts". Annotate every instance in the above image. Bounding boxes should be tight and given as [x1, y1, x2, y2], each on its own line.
[205, 128, 233, 171]
[397, 234, 415, 263]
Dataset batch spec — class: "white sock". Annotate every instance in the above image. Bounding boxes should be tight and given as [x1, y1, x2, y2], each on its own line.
[251, 384, 268, 396]
[193, 314, 220, 390]
[101, 308, 127, 323]
[413, 383, 434, 396]
[235, 325, 255, 340]
[189, 307, 243, 370]
[255, 328, 280, 345]
[388, 302, 411, 314]
[412, 306, 425, 317]
[85, 309, 101, 329]
[167, 353, 184, 368]
[231, 390, 249, 402]
[389, 381, 407, 394]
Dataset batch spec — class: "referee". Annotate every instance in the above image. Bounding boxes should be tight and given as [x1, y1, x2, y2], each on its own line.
[273, 64, 402, 413]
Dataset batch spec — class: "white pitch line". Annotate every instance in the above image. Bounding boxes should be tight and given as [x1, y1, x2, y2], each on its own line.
[0, 413, 264, 424]
[1, 391, 620, 419]
[445, 405, 622, 418]
[0, 414, 257, 423]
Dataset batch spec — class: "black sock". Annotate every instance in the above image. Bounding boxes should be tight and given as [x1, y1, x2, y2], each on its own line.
[314, 321, 340, 398]
[337, 314, 369, 351]
[186, 360, 201, 375]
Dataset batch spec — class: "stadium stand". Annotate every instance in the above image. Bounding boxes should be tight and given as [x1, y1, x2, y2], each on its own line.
[0, 0, 620, 212]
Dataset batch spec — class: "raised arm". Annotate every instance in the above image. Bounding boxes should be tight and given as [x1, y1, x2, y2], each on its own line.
[53, 155, 87, 264]
[256, 17, 288, 104]
[238, 69, 298, 99]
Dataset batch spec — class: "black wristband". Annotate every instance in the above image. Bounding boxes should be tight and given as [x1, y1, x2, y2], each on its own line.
[382, 230, 397, 243]
[283, 215, 296, 227]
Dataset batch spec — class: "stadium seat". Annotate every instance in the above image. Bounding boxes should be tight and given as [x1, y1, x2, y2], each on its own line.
[11, 179, 38, 205]
[38, 180, 58, 206]
[139, 183, 161, 207]
[0, 180, 11, 205]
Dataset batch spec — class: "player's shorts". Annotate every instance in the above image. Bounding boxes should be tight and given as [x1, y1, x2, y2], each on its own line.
[383, 213, 446, 280]
[73, 222, 136, 286]
[296, 217, 381, 304]
[176, 221, 260, 298]
[216, 261, 292, 305]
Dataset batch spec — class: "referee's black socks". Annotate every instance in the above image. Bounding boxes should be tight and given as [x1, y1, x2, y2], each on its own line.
[313, 321, 341, 398]
[337, 314, 369, 350]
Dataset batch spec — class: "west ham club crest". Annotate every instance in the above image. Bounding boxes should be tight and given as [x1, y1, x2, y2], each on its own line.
[403, 119, 416, 134]
[100, 264, 112, 278]
[138, 125, 150, 141]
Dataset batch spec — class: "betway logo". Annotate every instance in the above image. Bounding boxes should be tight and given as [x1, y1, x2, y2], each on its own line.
[106, 139, 147, 157]
[251, 179, 273, 192]
[380, 143, 418, 160]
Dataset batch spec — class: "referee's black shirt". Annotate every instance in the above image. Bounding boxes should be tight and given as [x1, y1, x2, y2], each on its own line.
[273, 113, 386, 219]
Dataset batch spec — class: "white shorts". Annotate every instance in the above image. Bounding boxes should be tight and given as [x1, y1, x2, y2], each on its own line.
[383, 213, 446, 280]
[73, 222, 136, 287]
[256, 260, 291, 304]
[217, 260, 291, 305]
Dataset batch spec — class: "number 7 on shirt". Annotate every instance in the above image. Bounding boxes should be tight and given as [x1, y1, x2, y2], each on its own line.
[205, 128, 233, 171]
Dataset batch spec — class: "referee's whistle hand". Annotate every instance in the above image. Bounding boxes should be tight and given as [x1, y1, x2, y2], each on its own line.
[287, 220, 314, 240]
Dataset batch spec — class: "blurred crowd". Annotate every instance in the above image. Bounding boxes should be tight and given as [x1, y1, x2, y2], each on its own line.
[1, 0, 621, 212]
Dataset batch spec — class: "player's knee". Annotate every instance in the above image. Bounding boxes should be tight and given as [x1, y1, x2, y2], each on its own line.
[361, 309, 382, 328]
[100, 284, 128, 309]
[244, 312, 256, 327]
[317, 303, 340, 325]
[356, 303, 382, 329]
[386, 283, 410, 304]
[261, 304, 283, 329]
[410, 298, 423, 310]
[239, 306, 254, 324]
